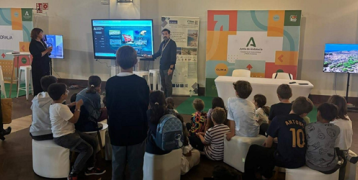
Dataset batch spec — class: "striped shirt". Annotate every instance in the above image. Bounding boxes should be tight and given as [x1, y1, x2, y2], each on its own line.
[204, 124, 230, 161]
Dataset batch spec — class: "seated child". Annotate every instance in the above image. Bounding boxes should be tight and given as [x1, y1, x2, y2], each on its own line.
[205, 97, 228, 132]
[328, 95, 354, 180]
[76, 75, 107, 122]
[253, 94, 270, 136]
[226, 81, 259, 140]
[269, 84, 293, 122]
[177, 114, 200, 175]
[30, 75, 57, 140]
[166, 97, 178, 114]
[244, 97, 313, 180]
[146, 91, 172, 155]
[69, 93, 78, 113]
[306, 103, 341, 174]
[48, 83, 105, 179]
[187, 99, 207, 150]
[187, 99, 207, 133]
[196, 107, 230, 161]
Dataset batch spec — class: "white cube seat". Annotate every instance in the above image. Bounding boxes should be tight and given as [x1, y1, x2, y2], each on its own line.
[143, 148, 182, 180]
[224, 135, 266, 172]
[285, 166, 339, 180]
[32, 139, 70, 178]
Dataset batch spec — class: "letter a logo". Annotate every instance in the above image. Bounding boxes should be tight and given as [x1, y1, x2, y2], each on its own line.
[246, 37, 256, 47]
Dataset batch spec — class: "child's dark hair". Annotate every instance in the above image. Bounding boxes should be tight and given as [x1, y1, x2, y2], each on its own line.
[86, 75, 101, 94]
[233, 81, 252, 99]
[40, 75, 57, 92]
[70, 93, 77, 103]
[212, 165, 239, 180]
[48, 83, 67, 101]
[116, 46, 138, 70]
[292, 96, 313, 115]
[327, 95, 348, 120]
[211, 107, 226, 124]
[254, 94, 270, 116]
[149, 91, 167, 124]
[277, 84, 292, 99]
[166, 97, 175, 109]
[317, 103, 338, 122]
[212, 97, 226, 111]
[193, 99, 204, 112]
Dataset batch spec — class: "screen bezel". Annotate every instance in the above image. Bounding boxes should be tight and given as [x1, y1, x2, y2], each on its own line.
[91, 19, 154, 60]
[323, 43, 358, 74]
[44, 34, 64, 59]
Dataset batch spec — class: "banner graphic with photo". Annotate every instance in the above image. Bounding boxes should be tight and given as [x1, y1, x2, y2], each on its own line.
[205, 10, 301, 96]
[0, 8, 33, 80]
[162, 16, 200, 96]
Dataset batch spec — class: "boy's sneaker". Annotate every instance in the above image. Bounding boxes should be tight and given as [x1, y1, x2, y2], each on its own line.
[85, 167, 106, 176]
[67, 175, 78, 180]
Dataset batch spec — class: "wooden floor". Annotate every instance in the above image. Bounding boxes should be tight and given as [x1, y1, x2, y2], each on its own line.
[0, 91, 357, 180]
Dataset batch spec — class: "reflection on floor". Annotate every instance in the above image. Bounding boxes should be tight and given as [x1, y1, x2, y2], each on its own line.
[0, 92, 357, 180]
[4, 115, 32, 133]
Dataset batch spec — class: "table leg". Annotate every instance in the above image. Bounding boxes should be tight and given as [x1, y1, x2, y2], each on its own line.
[16, 57, 19, 95]
[153, 72, 158, 90]
[9, 57, 16, 98]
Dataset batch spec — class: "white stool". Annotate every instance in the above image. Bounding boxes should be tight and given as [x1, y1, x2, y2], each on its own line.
[17, 65, 33, 100]
[286, 166, 339, 180]
[84, 122, 108, 148]
[133, 71, 150, 86]
[0, 66, 7, 98]
[148, 69, 161, 91]
[143, 148, 182, 180]
[224, 135, 266, 172]
[32, 139, 70, 178]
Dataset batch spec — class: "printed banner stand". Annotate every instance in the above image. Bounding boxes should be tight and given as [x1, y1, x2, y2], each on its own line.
[161, 16, 200, 96]
[0, 8, 33, 77]
[205, 10, 301, 97]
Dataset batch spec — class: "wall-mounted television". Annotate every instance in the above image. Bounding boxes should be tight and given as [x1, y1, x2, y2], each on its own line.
[43, 34, 64, 59]
[323, 44, 358, 73]
[91, 19, 154, 59]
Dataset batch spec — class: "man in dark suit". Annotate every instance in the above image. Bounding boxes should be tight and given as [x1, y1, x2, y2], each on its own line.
[145, 29, 177, 97]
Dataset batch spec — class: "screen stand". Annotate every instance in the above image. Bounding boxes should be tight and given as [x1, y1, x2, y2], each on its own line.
[49, 58, 52, 75]
[345, 73, 358, 111]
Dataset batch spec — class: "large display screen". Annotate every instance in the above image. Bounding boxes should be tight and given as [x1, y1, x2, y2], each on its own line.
[91, 19, 154, 59]
[323, 44, 358, 73]
[43, 34, 64, 59]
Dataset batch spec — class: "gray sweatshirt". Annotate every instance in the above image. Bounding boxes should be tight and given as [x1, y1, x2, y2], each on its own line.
[29, 92, 53, 136]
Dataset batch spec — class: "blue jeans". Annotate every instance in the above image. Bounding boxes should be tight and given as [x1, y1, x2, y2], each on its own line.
[112, 141, 145, 180]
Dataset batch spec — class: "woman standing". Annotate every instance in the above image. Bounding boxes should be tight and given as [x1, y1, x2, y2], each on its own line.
[29, 28, 52, 96]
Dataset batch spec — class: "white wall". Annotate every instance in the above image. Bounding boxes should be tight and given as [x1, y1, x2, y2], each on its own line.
[141, 0, 358, 97]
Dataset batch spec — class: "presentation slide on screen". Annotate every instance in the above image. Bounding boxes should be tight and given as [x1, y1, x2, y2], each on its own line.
[92, 20, 154, 58]
[44, 35, 64, 59]
[323, 44, 358, 73]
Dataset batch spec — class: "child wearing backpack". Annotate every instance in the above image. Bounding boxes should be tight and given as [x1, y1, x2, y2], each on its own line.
[146, 91, 183, 155]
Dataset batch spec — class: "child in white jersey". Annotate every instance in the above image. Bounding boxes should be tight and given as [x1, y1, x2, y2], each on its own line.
[328, 95, 353, 180]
